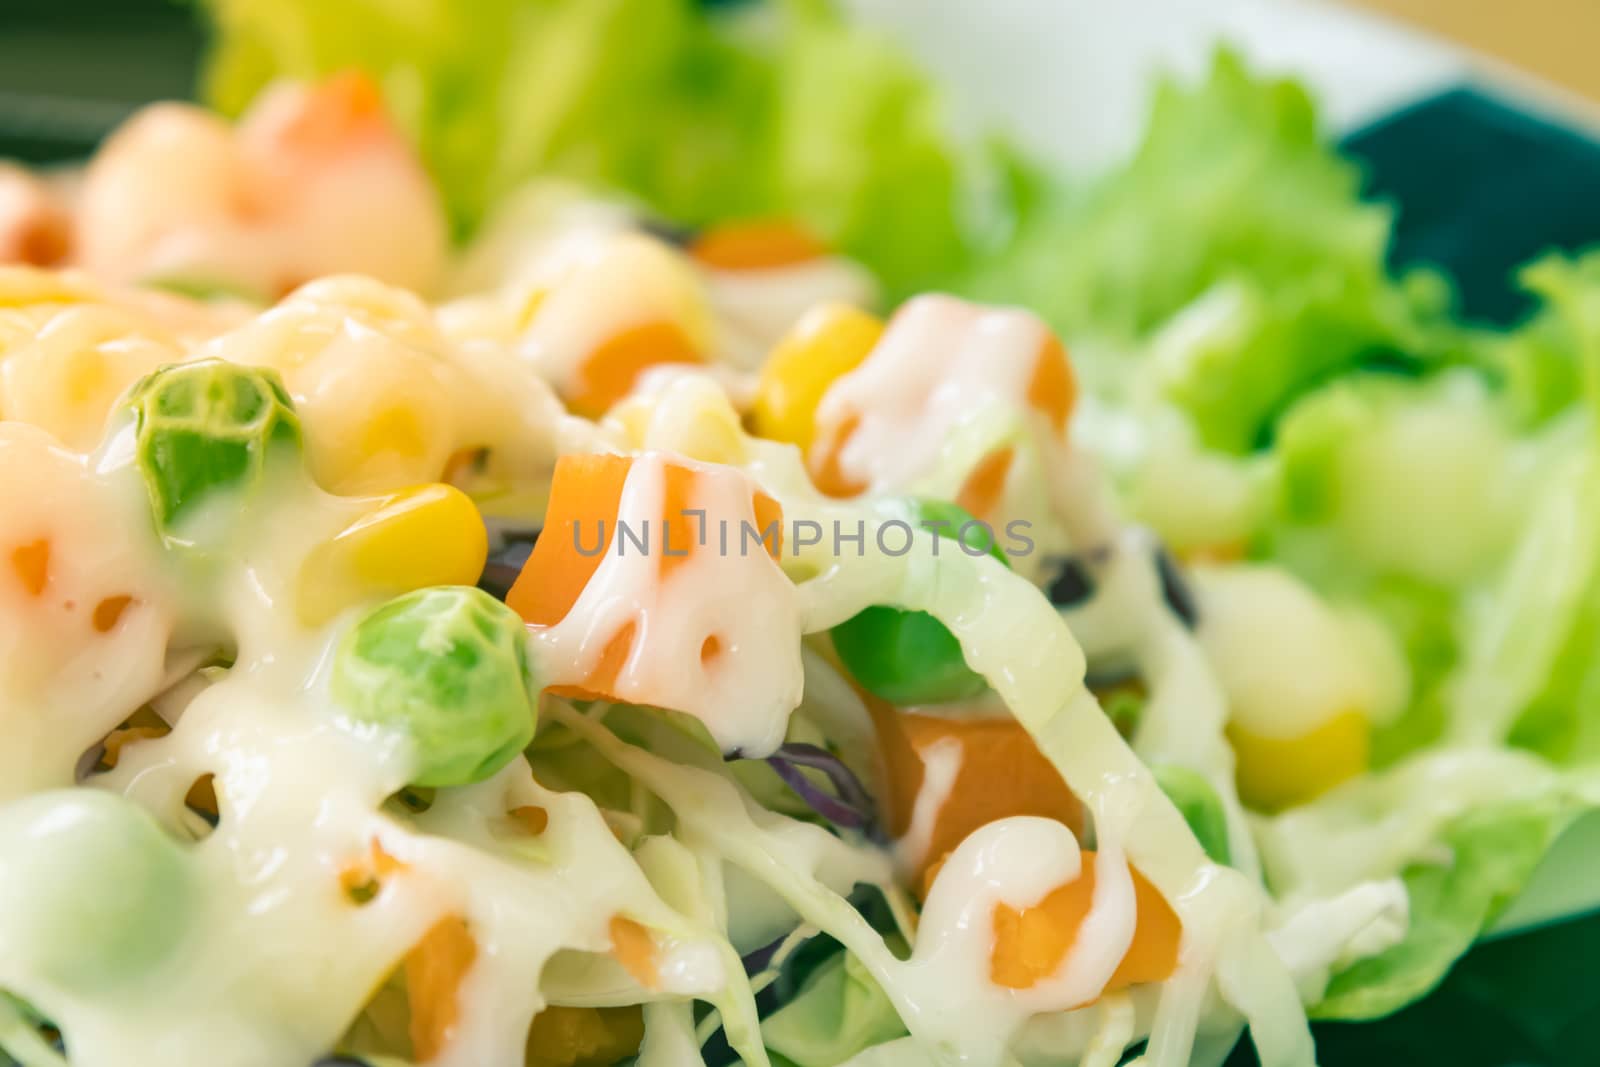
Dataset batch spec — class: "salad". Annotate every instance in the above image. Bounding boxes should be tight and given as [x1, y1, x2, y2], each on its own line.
[3, 2, 1600, 1066]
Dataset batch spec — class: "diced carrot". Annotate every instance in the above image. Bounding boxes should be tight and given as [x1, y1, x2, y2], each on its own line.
[11, 538, 49, 596]
[807, 330, 1073, 499]
[546, 621, 636, 702]
[92, 595, 134, 633]
[566, 321, 703, 419]
[867, 697, 1085, 886]
[752, 488, 783, 556]
[809, 413, 867, 499]
[660, 460, 701, 581]
[608, 915, 659, 990]
[989, 851, 1181, 994]
[955, 447, 1014, 521]
[406, 916, 477, 1063]
[508, 453, 783, 703]
[1027, 334, 1076, 434]
[280, 71, 388, 151]
[508, 454, 632, 627]
[688, 220, 828, 271]
[700, 634, 723, 666]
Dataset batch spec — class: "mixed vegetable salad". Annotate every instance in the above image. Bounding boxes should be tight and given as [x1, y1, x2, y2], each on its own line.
[3, 2, 1600, 1065]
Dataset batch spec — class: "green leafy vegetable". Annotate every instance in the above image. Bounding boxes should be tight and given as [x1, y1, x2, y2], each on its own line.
[332, 586, 539, 786]
[0, 790, 192, 991]
[1485, 251, 1600, 428]
[965, 50, 1462, 453]
[830, 499, 1008, 705]
[1152, 764, 1231, 866]
[1450, 257, 1600, 758]
[1271, 369, 1524, 587]
[185, 0, 1600, 1050]
[126, 359, 302, 545]
[761, 951, 908, 1067]
[196, 0, 1003, 299]
[1315, 799, 1573, 1020]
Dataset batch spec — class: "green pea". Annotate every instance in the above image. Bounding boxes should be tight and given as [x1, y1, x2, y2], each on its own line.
[0, 790, 191, 989]
[333, 586, 539, 787]
[126, 359, 302, 544]
[831, 499, 1008, 706]
[1152, 764, 1232, 866]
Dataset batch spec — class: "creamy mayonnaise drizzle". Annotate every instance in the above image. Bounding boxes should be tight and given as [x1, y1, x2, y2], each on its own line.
[502, 232, 711, 397]
[0, 255, 1418, 1067]
[891, 736, 963, 879]
[0, 423, 175, 801]
[529, 451, 804, 757]
[0, 433, 738, 1067]
[814, 294, 1054, 491]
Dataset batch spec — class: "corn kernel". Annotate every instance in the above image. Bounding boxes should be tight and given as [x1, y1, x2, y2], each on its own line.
[0, 307, 182, 450]
[0, 266, 95, 309]
[659, 384, 747, 466]
[606, 376, 748, 466]
[605, 396, 655, 451]
[297, 483, 488, 625]
[1228, 710, 1369, 813]
[679, 404, 746, 465]
[750, 303, 882, 451]
[299, 371, 455, 496]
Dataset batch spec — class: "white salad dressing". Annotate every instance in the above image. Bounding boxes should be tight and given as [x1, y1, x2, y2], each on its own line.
[506, 233, 711, 397]
[0, 243, 1422, 1067]
[530, 451, 804, 756]
[0, 424, 176, 801]
[815, 294, 1056, 494]
[912, 817, 1134, 1015]
[890, 735, 963, 878]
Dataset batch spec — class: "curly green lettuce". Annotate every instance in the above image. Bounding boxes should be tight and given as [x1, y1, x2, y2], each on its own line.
[195, 0, 1008, 300]
[963, 50, 1466, 453]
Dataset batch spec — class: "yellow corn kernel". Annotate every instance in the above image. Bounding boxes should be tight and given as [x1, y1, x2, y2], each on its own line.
[0, 306, 182, 450]
[1228, 710, 1369, 813]
[0, 266, 96, 309]
[750, 303, 882, 451]
[303, 387, 455, 497]
[681, 409, 746, 465]
[663, 387, 747, 466]
[604, 395, 655, 451]
[297, 483, 488, 625]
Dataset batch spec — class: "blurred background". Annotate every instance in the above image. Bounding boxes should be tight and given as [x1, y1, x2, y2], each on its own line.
[1, 0, 1596, 165]
[1350, 0, 1600, 102]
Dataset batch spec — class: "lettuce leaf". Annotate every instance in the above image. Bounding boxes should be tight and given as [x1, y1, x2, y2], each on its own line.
[1452, 256, 1600, 758]
[194, 0, 1004, 299]
[1313, 798, 1574, 1020]
[1280, 255, 1600, 1016]
[761, 951, 907, 1067]
[1485, 252, 1600, 428]
[964, 50, 1463, 453]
